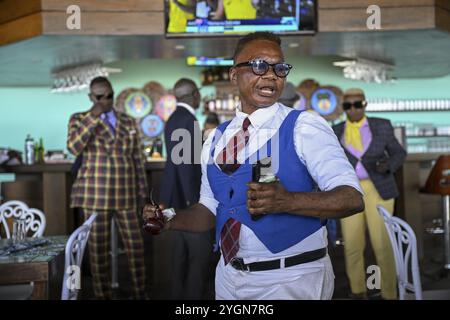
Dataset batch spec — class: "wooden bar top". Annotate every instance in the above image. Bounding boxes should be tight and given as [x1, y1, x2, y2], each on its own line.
[406, 152, 450, 162]
[1, 160, 166, 173]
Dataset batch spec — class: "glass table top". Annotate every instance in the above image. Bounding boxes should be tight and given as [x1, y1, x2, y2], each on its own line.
[0, 236, 67, 264]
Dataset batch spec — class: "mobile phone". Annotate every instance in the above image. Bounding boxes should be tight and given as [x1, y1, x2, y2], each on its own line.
[251, 158, 277, 221]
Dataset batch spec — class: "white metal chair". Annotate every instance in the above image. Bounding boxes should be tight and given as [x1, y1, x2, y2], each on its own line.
[0, 200, 29, 238]
[378, 206, 450, 300]
[0, 201, 46, 299]
[377, 205, 423, 300]
[22, 208, 46, 238]
[61, 212, 97, 300]
[0, 201, 46, 238]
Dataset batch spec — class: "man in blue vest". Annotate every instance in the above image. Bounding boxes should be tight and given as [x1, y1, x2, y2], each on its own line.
[144, 32, 364, 300]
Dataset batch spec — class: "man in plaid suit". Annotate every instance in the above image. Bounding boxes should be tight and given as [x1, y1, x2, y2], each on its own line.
[333, 88, 407, 300]
[67, 77, 148, 299]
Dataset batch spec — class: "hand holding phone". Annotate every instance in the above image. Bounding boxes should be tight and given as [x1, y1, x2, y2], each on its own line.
[250, 158, 278, 221]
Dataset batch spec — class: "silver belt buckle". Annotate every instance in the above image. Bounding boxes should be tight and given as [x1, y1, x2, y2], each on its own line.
[230, 257, 249, 272]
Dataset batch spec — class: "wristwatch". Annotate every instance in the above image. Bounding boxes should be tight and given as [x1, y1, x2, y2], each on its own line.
[162, 208, 176, 221]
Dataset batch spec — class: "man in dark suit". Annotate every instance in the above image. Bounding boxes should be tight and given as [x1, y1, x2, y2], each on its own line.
[68, 77, 148, 299]
[333, 88, 407, 300]
[160, 78, 214, 299]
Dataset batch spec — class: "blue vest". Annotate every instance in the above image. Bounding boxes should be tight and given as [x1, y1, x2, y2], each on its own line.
[207, 110, 324, 254]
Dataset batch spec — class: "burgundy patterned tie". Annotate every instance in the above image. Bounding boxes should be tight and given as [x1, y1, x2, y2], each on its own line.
[217, 117, 251, 264]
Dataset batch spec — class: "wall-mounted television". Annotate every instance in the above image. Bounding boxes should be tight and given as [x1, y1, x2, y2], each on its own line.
[165, 0, 316, 37]
[186, 56, 234, 66]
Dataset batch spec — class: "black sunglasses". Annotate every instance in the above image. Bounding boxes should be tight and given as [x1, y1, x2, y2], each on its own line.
[343, 100, 367, 110]
[234, 59, 292, 78]
[93, 92, 114, 100]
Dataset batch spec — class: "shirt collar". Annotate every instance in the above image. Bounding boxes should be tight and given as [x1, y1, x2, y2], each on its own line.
[177, 102, 196, 117]
[100, 109, 115, 120]
[235, 102, 280, 129]
[345, 116, 368, 129]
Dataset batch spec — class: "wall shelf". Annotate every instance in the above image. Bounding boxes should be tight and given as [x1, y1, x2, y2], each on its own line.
[366, 98, 450, 112]
[367, 109, 450, 112]
[406, 135, 450, 138]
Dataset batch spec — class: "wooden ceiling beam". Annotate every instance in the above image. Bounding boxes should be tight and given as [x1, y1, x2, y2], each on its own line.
[40, 0, 164, 11]
[319, 6, 435, 32]
[0, 13, 43, 46]
[0, 0, 448, 47]
[0, 0, 42, 24]
[42, 11, 164, 35]
[436, 0, 450, 33]
[319, 0, 434, 9]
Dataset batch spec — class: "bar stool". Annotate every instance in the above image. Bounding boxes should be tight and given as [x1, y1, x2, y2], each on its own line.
[423, 155, 450, 272]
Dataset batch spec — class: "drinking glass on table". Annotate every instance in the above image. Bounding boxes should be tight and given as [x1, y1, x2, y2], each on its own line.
[12, 218, 27, 244]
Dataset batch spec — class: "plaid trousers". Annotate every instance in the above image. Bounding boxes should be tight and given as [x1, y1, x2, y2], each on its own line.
[84, 209, 146, 299]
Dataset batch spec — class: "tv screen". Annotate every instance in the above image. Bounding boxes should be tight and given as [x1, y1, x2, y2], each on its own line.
[165, 0, 316, 37]
[186, 56, 234, 66]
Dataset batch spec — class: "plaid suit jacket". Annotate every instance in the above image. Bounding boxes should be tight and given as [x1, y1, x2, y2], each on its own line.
[67, 110, 148, 210]
[333, 117, 407, 200]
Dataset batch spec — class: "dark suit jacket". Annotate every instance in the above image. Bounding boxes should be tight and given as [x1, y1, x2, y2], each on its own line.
[160, 105, 202, 209]
[333, 117, 407, 200]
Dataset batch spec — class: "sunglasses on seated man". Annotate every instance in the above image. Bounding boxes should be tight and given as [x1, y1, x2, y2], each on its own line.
[234, 59, 293, 78]
[342, 100, 367, 110]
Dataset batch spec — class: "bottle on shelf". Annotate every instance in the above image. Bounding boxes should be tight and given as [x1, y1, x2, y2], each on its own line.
[213, 67, 220, 82]
[227, 94, 234, 111]
[35, 137, 45, 163]
[208, 95, 216, 112]
[215, 97, 222, 111]
[24, 134, 35, 165]
[206, 68, 214, 84]
[221, 68, 230, 81]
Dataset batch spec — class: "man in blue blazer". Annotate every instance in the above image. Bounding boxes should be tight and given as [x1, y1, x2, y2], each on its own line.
[333, 88, 407, 300]
[160, 78, 214, 299]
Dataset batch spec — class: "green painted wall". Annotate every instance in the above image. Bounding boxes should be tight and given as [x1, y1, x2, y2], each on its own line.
[1, 55, 450, 155]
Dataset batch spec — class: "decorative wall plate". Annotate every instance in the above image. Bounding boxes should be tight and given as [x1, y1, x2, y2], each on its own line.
[141, 114, 164, 138]
[125, 91, 152, 119]
[155, 94, 177, 122]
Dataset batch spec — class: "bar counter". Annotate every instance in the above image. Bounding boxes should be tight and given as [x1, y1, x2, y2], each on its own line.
[396, 152, 450, 258]
[0, 160, 165, 235]
[1, 152, 449, 261]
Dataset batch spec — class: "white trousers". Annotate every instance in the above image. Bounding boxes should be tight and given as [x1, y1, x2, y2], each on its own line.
[215, 254, 335, 300]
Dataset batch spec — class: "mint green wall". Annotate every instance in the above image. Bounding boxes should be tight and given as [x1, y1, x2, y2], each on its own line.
[1, 55, 450, 155]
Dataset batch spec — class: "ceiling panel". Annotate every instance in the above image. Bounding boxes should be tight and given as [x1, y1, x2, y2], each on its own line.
[0, 29, 450, 86]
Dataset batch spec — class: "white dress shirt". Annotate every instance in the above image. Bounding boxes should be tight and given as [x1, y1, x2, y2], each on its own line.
[200, 102, 362, 262]
[176, 102, 197, 117]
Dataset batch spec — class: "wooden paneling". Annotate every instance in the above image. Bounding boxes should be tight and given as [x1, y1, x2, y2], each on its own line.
[2, 180, 43, 211]
[319, 6, 435, 32]
[397, 161, 425, 259]
[42, 11, 164, 35]
[41, 0, 164, 11]
[42, 172, 73, 235]
[0, 0, 42, 24]
[436, 0, 450, 12]
[0, 13, 43, 46]
[319, 0, 434, 9]
[436, 6, 450, 33]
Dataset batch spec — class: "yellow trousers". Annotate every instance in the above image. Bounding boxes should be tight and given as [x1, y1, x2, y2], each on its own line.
[341, 179, 397, 299]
